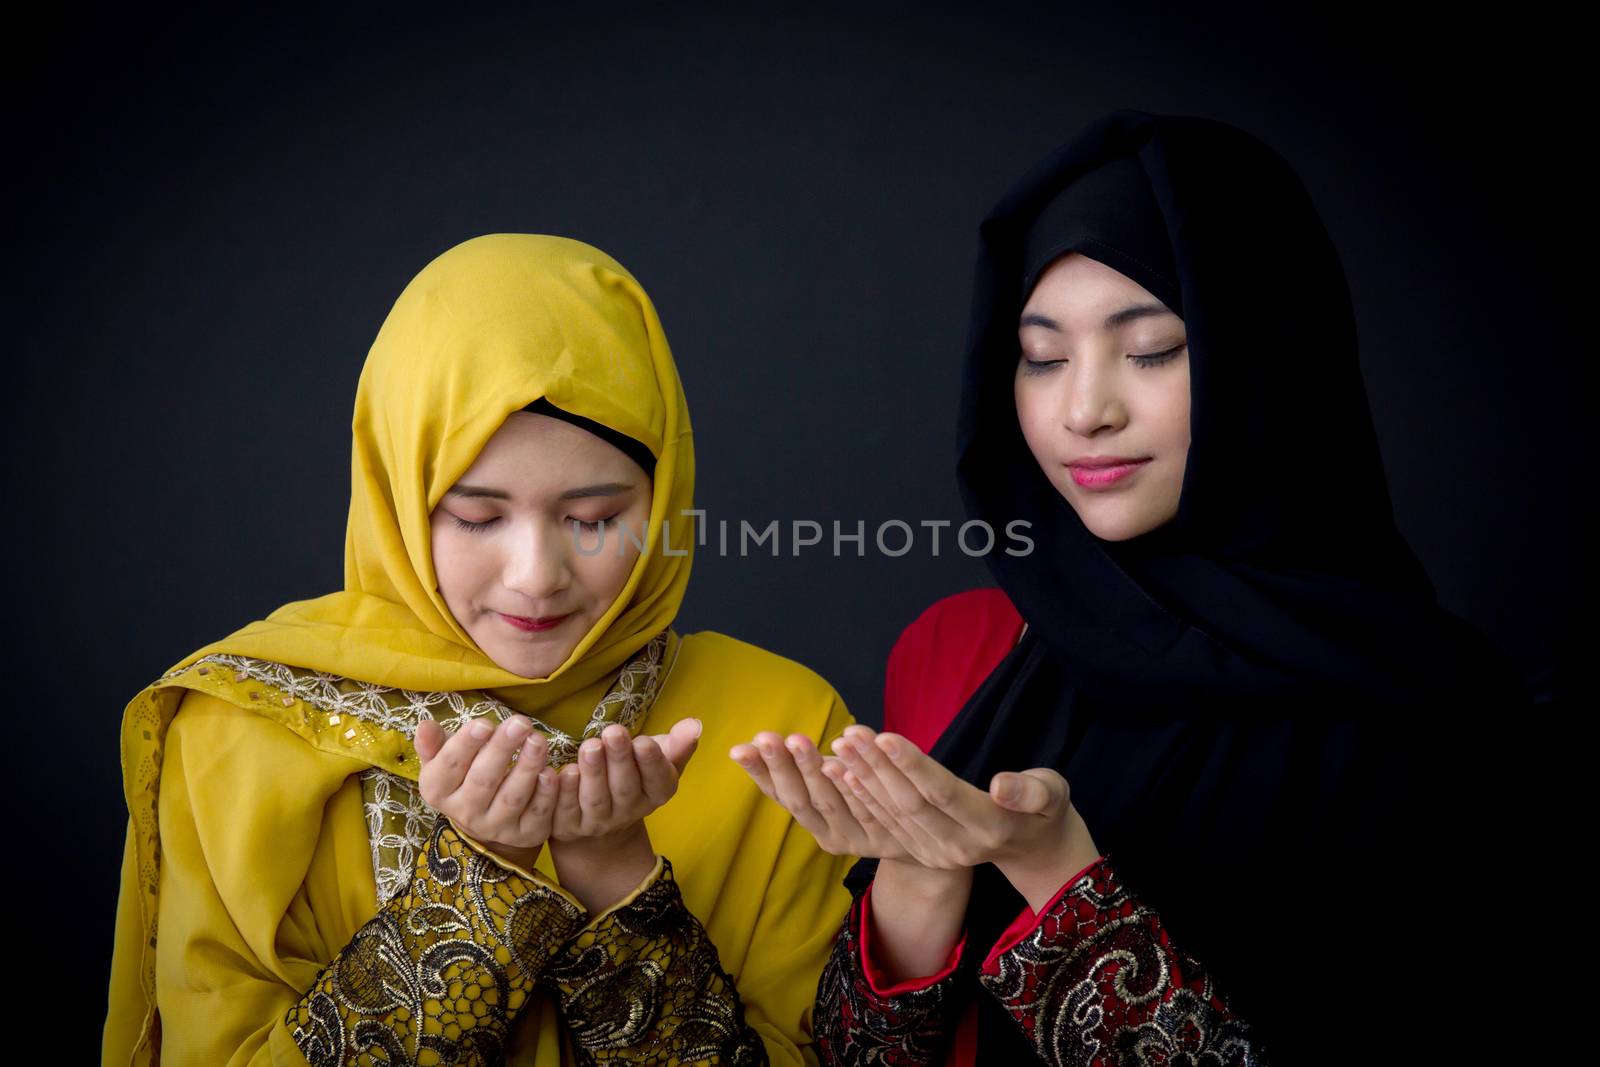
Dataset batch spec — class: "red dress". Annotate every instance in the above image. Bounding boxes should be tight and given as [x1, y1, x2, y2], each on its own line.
[813, 589, 1264, 1066]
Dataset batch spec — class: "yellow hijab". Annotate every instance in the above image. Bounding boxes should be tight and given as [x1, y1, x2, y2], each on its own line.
[109, 236, 856, 1067]
[189, 232, 693, 715]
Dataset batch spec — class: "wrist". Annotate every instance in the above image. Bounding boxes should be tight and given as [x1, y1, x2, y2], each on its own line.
[877, 856, 974, 900]
[995, 806, 1100, 913]
[549, 822, 658, 913]
[866, 859, 972, 986]
[445, 819, 543, 877]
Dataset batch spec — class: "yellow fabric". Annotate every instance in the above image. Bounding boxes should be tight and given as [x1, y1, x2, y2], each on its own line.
[104, 234, 856, 1066]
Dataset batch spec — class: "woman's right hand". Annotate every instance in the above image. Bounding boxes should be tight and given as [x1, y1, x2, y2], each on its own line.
[415, 714, 558, 872]
[731, 732, 912, 860]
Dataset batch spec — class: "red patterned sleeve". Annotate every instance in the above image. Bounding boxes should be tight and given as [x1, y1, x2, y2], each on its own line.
[977, 856, 1268, 1066]
[813, 589, 1026, 1066]
[814, 888, 970, 1065]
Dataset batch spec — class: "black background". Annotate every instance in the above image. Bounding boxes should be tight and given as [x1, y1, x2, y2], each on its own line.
[11, 5, 1582, 1060]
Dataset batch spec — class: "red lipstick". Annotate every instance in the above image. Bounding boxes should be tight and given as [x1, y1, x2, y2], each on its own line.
[1066, 455, 1151, 488]
[497, 611, 571, 633]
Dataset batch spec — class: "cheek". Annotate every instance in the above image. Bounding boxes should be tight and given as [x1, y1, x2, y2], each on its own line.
[1013, 382, 1056, 461]
[575, 500, 652, 602]
[1161, 381, 1192, 453]
[429, 522, 486, 599]
[573, 549, 636, 604]
[1133, 376, 1191, 453]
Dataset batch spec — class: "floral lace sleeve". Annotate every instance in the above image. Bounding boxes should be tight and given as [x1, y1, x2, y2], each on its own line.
[813, 887, 969, 1065]
[283, 818, 587, 1066]
[978, 857, 1267, 1067]
[541, 856, 767, 1065]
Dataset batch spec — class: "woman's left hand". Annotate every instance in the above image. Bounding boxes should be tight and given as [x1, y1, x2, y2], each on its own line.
[545, 718, 700, 912]
[549, 718, 701, 842]
[832, 725, 1101, 911]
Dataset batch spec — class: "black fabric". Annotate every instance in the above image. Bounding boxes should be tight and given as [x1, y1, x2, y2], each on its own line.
[521, 395, 658, 476]
[1021, 150, 1182, 316]
[848, 111, 1534, 1065]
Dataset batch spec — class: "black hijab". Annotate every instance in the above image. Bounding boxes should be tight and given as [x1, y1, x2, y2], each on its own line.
[851, 111, 1529, 1065]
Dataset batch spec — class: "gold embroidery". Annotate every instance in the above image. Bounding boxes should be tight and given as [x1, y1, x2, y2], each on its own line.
[119, 630, 680, 1064]
[285, 819, 586, 1067]
[544, 859, 768, 1065]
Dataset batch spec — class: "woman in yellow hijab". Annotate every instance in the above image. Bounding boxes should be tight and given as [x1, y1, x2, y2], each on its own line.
[104, 234, 856, 1067]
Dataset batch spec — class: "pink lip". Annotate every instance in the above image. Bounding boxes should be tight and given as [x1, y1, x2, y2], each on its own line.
[1066, 458, 1150, 488]
[497, 611, 571, 633]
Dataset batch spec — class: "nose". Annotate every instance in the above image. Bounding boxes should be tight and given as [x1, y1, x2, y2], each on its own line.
[1060, 356, 1127, 437]
[504, 520, 573, 602]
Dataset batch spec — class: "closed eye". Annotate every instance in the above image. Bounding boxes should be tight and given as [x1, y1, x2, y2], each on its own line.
[448, 514, 498, 533]
[1129, 343, 1187, 368]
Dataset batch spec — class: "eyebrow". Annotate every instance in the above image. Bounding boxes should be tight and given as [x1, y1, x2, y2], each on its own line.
[1020, 302, 1175, 332]
[446, 482, 636, 502]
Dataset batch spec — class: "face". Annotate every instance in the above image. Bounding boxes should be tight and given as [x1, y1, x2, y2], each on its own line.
[1014, 252, 1191, 542]
[430, 412, 652, 679]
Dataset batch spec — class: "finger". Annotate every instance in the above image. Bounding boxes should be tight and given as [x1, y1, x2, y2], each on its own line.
[456, 716, 535, 811]
[832, 739, 934, 838]
[991, 768, 1070, 816]
[730, 743, 777, 799]
[786, 735, 855, 830]
[877, 732, 988, 822]
[601, 724, 643, 811]
[492, 732, 548, 818]
[839, 723, 880, 749]
[843, 734, 961, 848]
[655, 718, 702, 771]
[636, 735, 679, 806]
[419, 716, 497, 805]
[576, 738, 611, 826]
[519, 766, 561, 840]
[839, 768, 925, 853]
[757, 732, 820, 821]
[415, 718, 444, 763]
[553, 764, 582, 836]
[845, 733, 934, 820]
[826, 763, 893, 837]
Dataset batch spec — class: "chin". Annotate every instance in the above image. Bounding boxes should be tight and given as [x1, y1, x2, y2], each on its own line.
[481, 641, 567, 680]
[1076, 507, 1162, 543]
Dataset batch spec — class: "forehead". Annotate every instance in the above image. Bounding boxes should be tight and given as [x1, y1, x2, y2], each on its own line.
[457, 412, 642, 487]
[1021, 253, 1170, 324]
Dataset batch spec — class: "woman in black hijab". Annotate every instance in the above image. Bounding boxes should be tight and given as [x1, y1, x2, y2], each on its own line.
[735, 109, 1531, 1066]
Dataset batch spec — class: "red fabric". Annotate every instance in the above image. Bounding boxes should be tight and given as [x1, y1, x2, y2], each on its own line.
[882, 588, 1025, 753]
[869, 589, 1022, 1067]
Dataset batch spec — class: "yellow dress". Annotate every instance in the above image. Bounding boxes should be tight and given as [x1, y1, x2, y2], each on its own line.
[103, 235, 856, 1066]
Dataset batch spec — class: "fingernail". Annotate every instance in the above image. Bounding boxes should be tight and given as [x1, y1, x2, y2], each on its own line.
[582, 742, 601, 763]
[470, 720, 493, 740]
[689, 718, 703, 739]
[995, 778, 1018, 802]
[878, 735, 901, 758]
[505, 717, 531, 741]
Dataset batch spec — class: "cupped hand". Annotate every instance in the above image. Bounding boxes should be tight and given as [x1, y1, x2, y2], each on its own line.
[415, 714, 558, 871]
[730, 731, 911, 860]
[830, 725, 1098, 890]
[549, 718, 701, 842]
